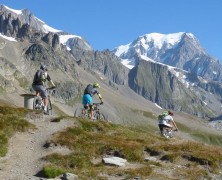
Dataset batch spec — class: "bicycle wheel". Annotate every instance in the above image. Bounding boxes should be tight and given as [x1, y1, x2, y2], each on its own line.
[47, 99, 52, 115]
[33, 96, 37, 110]
[95, 112, 107, 122]
[33, 96, 42, 110]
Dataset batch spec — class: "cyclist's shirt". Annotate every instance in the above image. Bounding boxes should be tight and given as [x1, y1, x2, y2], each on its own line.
[159, 115, 173, 125]
[32, 69, 51, 86]
[82, 88, 99, 105]
[84, 87, 99, 97]
[90, 88, 99, 96]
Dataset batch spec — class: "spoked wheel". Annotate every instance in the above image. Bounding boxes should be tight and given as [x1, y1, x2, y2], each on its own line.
[95, 112, 108, 122]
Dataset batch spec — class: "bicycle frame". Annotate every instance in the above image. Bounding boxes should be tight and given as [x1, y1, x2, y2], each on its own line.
[77, 102, 106, 121]
[33, 87, 55, 115]
[162, 128, 177, 138]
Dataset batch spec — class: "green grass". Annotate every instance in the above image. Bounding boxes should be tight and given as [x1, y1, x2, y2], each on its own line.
[175, 121, 222, 147]
[191, 131, 222, 146]
[42, 118, 156, 178]
[41, 117, 222, 179]
[42, 166, 65, 178]
[0, 105, 34, 156]
[1, 105, 222, 179]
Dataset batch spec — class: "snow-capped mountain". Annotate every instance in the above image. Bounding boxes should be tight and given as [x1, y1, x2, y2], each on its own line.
[0, 5, 92, 51]
[113, 32, 205, 68]
[1, 4, 222, 119]
[113, 32, 222, 82]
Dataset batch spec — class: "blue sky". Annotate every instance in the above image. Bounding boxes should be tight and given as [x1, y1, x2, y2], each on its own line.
[1, 0, 222, 61]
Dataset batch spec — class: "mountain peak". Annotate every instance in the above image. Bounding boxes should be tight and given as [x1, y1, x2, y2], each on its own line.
[138, 32, 186, 49]
[0, 5, 23, 15]
[112, 32, 205, 69]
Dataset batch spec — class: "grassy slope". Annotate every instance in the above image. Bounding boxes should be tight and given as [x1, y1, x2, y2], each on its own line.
[0, 103, 222, 179]
[42, 116, 222, 179]
[0, 105, 35, 157]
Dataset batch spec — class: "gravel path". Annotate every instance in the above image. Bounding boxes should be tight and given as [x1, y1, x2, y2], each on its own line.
[0, 113, 73, 180]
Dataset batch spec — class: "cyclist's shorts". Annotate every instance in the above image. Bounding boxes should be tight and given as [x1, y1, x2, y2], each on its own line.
[32, 85, 48, 98]
[82, 94, 93, 105]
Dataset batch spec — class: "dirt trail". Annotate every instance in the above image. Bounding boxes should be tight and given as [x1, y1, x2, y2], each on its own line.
[0, 113, 73, 180]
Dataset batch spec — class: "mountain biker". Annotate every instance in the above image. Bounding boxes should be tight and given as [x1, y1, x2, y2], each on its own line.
[158, 110, 178, 137]
[32, 64, 56, 114]
[82, 83, 103, 120]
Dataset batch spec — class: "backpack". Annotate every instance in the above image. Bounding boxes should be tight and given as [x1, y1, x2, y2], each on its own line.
[158, 111, 169, 120]
[34, 69, 47, 83]
[84, 84, 93, 95]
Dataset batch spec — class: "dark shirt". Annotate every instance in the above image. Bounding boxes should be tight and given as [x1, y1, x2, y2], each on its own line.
[32, 69, 51, 86]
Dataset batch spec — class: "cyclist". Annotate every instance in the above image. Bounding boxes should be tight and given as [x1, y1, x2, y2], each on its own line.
[82, 83, 103, 120]
[32, 64, 56, 114]
[158, 110, 178, 137]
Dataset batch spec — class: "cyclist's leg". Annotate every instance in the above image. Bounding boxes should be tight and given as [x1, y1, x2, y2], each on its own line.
[89, 104, 94, 119]
[159, 124, 171, 137]
[82, 94, 93, 119]
[158, 124, 164, 135]
[86, 95, 94, 119]
[37, 86, 48, 112]
[35, 91, 40, 96]
[163, 124, 173, 137]
[82, 105, 88, 114]
[46, 97, 52, 115]
[32, 85, 43, 109]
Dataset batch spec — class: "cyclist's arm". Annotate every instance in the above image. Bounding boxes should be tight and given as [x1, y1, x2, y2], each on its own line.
[46, 74, 56, 87]
[172, 120, 178, 130]
[49, 80, 56, 87]
[97, 92, 103, 103]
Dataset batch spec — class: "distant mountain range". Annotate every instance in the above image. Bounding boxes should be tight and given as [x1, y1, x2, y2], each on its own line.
[112, 32, 222, 81]
[1, 4, 222, 120]
[112, 32, 222, 118]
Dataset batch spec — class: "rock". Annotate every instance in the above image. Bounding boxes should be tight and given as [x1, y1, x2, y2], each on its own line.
[102, 156, 127, 167]
[62, 173, 78, 180]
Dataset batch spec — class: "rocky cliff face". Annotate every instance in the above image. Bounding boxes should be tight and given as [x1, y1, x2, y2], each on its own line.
[1, 5, 222, 119]
[128, 59, 217, 118]
[0, 5, 129, 109]
[112, 32, 222, 118]
[113, 32, 222, 82]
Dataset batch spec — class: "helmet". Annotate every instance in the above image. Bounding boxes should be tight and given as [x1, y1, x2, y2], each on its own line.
[168, 110, 174, 116]
[40, 64, 48, 71]
[93, 83, 100, 88]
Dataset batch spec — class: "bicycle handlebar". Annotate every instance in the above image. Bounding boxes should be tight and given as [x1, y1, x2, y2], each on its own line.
[46, 86, 56, 95]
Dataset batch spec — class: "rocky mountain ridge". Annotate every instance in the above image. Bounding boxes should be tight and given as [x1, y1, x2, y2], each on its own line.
[113, 32, 222, 118]
[0, 4, 222, 120]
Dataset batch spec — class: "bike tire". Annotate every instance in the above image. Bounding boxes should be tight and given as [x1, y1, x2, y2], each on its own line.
[33, 96, 43, 110]
[162, 129, 174, 138]
[33, 96, 37, 110]
[47, 99, 52, 115]
[96, 112, 108, 122]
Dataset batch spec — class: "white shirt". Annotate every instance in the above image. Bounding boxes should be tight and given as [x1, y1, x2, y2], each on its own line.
[159, 115, 173, 125]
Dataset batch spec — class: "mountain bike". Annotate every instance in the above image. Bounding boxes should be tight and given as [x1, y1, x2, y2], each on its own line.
[74, 102, 108, 122]
[161, 128, 178, 138]
[33, 87, 56, 115]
